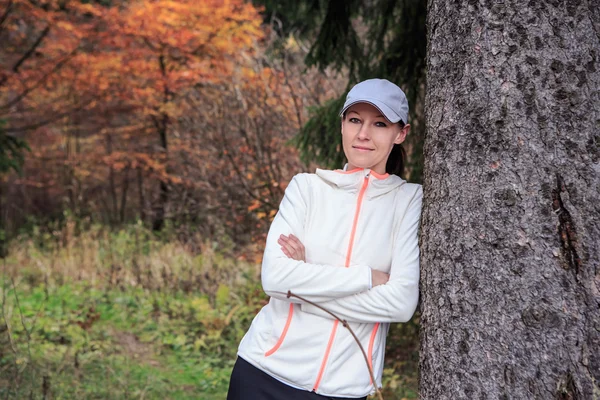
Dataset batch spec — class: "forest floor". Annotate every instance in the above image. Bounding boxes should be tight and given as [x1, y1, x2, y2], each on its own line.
[0, 226, 418, 399]
[0, 282, 238, 399]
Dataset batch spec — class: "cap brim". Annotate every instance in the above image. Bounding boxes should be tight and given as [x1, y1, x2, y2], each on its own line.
[339, 99, 403, 124]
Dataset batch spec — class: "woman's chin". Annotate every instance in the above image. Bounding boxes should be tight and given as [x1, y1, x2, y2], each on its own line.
[347, 157, 377, 170]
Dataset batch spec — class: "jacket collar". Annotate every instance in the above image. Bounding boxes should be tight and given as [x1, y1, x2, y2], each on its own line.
[315, 164, 405, 198]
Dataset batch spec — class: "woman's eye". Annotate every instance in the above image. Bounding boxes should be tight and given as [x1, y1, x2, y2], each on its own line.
[375, 121, 387, 127]
[349, 117, 361, 123]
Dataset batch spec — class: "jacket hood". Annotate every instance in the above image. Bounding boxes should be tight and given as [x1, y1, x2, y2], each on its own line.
[315, 164, 405, 198]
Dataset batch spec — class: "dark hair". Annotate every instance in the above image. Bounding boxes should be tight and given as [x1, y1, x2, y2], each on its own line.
[342, 112, 407, 178]
[386, 122, 407, 178]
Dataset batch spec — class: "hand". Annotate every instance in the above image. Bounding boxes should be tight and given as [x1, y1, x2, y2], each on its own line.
[371, 269, 390, 287]
[278, 234, 306, 261]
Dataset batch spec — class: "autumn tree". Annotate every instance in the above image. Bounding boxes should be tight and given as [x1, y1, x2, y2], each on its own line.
[0, 0, 101, 130]
[181, 64, 331, 252]
[1, 0, 333, 255]
[420, 1, 599, 398]
[1, 0, 264, 229]
[0, 0, 104, 242]
[91, 0, 264, 230]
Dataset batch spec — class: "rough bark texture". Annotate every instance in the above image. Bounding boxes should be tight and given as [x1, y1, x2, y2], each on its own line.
[420, 1, 600, 399]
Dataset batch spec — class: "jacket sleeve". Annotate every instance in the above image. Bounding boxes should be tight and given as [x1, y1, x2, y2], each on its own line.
[300, 185, 423, 323]
[261, 174, 372, 303]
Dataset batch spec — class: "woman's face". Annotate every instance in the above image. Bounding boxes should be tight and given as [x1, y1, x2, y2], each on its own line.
[341, 102, 410, 175]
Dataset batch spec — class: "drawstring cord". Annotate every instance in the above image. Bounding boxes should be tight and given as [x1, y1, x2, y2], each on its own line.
[287, 290, 385, 400]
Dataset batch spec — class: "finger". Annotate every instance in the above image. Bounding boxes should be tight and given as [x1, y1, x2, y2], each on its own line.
[288, 234, 305, 249]
[279, 235, 304, 260]
[278, 236, 295, 250]
[278, 234, 293, 247]
[290, 238, 305, 257]
[290, 236, 305, 259]
[279, 240, 297, 257]
[281, 242, 296, 255]
[278, 234, 293, 248]
[282, 235, 302, 253]
[281, 245, 300, 260]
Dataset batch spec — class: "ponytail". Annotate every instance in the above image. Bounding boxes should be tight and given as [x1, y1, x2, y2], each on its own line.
[386, 143, 407, 178]
[386, 120, 407, 178]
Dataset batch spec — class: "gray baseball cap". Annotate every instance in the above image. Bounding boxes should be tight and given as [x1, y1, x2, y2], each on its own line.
[339, 78, 409, 124]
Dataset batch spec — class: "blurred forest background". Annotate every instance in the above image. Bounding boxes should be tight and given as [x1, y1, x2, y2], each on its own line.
[0, 0, 425, 398]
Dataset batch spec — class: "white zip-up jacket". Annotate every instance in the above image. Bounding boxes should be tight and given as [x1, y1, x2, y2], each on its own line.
[237, 166, 423, 398]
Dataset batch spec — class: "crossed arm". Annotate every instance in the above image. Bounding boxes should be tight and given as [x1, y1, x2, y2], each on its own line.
[262, 174, 423, 324]
[278, 234, 391, 288]
[260, 175, 377, 304]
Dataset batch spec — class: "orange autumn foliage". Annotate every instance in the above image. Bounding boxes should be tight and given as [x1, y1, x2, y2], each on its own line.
[0, 0, 342, 256]
[90, 0, 264, 117]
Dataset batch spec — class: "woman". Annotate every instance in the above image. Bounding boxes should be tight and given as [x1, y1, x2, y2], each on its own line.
[227, 78, 423, 399]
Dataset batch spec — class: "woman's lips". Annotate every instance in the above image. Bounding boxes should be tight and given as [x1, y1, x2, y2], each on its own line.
[353, 146, 374, 152]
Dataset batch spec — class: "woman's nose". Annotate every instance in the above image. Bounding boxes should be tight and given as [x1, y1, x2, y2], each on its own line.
[357, 126, 370, 140]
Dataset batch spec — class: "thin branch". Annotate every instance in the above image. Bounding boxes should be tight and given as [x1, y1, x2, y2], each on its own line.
[142, 36, 158, 52]
[12, 26, 51, 74]
[9, 275, 35, 389]
[281, 55, 303, 129]
[0, 48, 78, 111]
[219, 129, 277, 210]
[287, 290, 385, 400]
[1, 258, 18, 355]
[189, 31, 218, 56]
[0, 0, 14, 32]
[4, 98, 95, 133]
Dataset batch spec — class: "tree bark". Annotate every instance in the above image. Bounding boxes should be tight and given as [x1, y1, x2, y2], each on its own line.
[152, 53, 170, 232]
[106, 133, 118, 226]
[152, 125, 169, 231]
[0, 181, 5, 258]
[137, 166, 146, 224]
[420, 1, 599, 399]
[119, 166, 130, 224]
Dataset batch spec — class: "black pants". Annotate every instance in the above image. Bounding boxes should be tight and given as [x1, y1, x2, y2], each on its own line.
[227, 357, 367, 400]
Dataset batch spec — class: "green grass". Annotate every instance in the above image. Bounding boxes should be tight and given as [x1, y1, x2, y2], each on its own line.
[0, 222, 418, 399]
[0, 280, 419, 399]
[0, 279, 264, 399]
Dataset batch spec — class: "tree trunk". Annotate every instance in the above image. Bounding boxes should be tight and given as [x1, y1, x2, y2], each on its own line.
[152, 125, 168, 231]
[0, 181, 5, 258]
[420, 1, 599, 399]
[119, 166, 130, 224]
[106, 133, 118, 226]
[152, 53, 170, 232]
[137, 166, 146, 224]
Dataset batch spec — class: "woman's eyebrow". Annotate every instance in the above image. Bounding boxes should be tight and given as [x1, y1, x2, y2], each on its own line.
[348, 111, 385, 119]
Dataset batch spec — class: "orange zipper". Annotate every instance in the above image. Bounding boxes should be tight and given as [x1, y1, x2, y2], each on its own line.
[264, 303, 294, 357]
[311, 319, 339, 390]
[312, 173, 370, 392]
[345, 175, 370, 268]
[367, 323, 380, 384]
